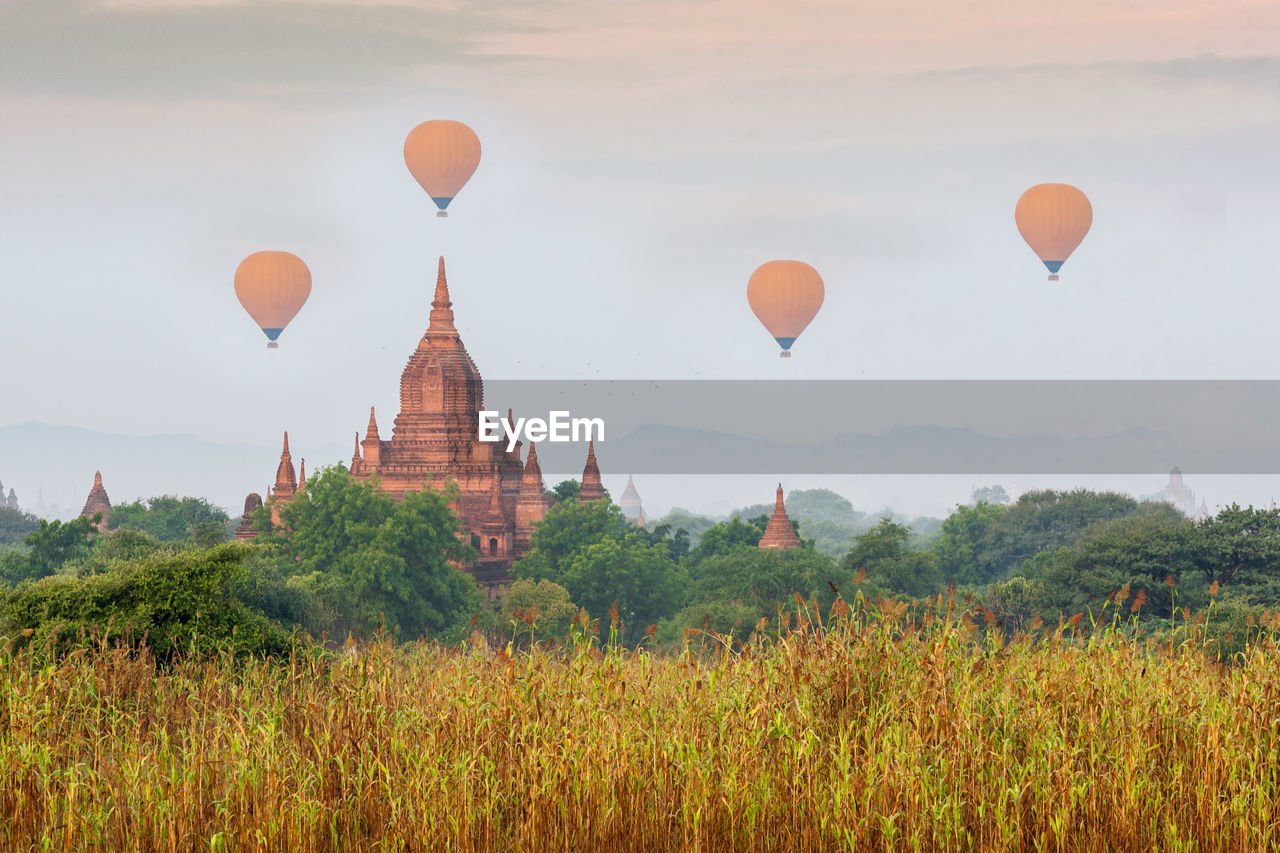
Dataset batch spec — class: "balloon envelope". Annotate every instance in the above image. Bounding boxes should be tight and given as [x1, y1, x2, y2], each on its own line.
[747, 260, 825, 357]
[1015, 183, 1092, 280]
[234, 251, 311, 347]
[403, 120, 481, 215]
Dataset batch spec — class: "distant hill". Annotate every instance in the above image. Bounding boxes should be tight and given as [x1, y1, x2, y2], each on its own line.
[0, 422, 348, 519]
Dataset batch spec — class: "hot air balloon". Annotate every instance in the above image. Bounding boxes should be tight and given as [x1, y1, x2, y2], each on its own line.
[403, 120, 481, 217]
[1015, 183, 1092, 281]
[747, 260, 825, 358]
[234, 251, 311, 349]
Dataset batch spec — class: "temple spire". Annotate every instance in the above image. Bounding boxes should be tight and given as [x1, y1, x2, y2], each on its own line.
[351, 432, 362, 466]
[297, 459, 307, 494]
[273, 431, 297, 497]
[367, 406, 380, 440]
[522, 440, 543, 488]
[758, 483, 801, 550]
[80, 470, 112, 529]
[428, 256, 456, 334]
[579, 438, 605, 502]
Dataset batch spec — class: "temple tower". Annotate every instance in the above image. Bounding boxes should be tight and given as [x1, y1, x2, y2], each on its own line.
[579, 439, 606, 502]
[80, 471, 112, 530]
[758, 484, 801, 550]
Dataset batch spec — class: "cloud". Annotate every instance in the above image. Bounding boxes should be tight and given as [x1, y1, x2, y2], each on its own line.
[0, 1, 519, 98]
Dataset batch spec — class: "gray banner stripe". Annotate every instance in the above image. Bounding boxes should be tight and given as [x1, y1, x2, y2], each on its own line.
[477, 381, 1280, 474]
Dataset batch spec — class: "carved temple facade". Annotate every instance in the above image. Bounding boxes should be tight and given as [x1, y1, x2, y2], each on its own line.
[242, 258, 608, 597]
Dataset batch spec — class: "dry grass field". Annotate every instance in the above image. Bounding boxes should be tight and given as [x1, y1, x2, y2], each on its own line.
[3, 596, 1279, 851]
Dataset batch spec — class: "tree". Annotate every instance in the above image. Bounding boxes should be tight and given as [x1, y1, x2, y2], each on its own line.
[1017, 504, 1202, 622]
[931, 502, 1008, 586]
[0, 515, 98, 585]
[512, 498, 631, 583]
[559, 534, 687, 645]
[785, 488, 862, 526]
[841, 517, 941, 599]
[551, 480, 581, 503]
[684, 516, 767, 574]
[502, 578, 577, 644]
[0, 506, 40, 546]
[1198, 505, 1280, 590]
[976, 489, 1147, 581]
[971, 485, 1010, 506]
[106, 495, 232, 544]
[650, 508, 719, 543]
[636, 522, 691, 560]
[665, 546, 843, 644]
[272, 466, 481, 641]
[0, 543, 294, 660]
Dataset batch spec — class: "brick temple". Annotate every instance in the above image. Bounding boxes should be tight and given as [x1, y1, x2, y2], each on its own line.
[242, 257, 606, 597]
[758, 484, 801, 550]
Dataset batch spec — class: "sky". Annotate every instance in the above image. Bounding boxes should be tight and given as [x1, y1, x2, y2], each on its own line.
[1, 0, 1278, 516]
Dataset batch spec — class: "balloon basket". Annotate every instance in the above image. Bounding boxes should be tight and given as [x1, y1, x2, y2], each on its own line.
[436, 211, 448, 218]
[779, 351, 791, 359]
[267, 342, 279, 349]
[1047, 274, 1059, 281]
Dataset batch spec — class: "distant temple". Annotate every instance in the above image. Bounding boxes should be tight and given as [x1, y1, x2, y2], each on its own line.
[1161, 467, 1197, 517]
[245, 257, 604, 598]
[80, 471, 111, 529]
[758, 484, 801, 550]
[0, 479, 17, 510]
[235, 493, 263, 540]
[1194, 499, 1210, 523]
[619, 475, 643, 523]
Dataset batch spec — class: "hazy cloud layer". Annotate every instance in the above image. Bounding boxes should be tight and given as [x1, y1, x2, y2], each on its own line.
[0, 1, 513, 98]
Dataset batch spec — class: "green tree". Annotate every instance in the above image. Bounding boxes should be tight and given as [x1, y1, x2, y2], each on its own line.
[931, 501, 1008, 586]
[841, 517, 940, 599]
[650, 508, 719, 543]
[502, 578, 577, 643]
[272, 466, 481, 641]
[637, 522, 691, 560]
[551, 480, 581, 503]
[0, 543, 294, 660]
[0, 506, 40, 546]
[512, 498, 631, 582]
[559, 533, 687, 644]
[978, 489, 1148, 581]
[665, 546, 843, 645]
[1020, 505, 1201, 622]
[971, 485, 1011, 506]
[785, 488, 862, 526]
[0, 515, 98, 585]
[1198, 505, 1280, 590]
[107, 495, 232, 544]
[684, 516, 767, 575]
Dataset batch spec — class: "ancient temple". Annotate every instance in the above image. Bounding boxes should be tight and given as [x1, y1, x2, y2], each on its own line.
[758, 484, 801, 550]
[80, 471, 111, 529]
[235, 493, 263, 540]
[619, 474, 643, 522]
[1161, 467, 1196, 517]
[1194, 498, 1210, 523]
[578, 439, 606, 502]
[248, 257, 599, 597]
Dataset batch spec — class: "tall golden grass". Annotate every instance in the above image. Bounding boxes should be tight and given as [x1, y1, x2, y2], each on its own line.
[3, 597, 1280, 851]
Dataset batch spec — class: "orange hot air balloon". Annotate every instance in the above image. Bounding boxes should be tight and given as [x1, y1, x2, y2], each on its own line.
[746, 260, 825, 358]
[403, 120, 481, 217]
[233, 251, 311, 349]
[1015, 183, 1092, 281]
